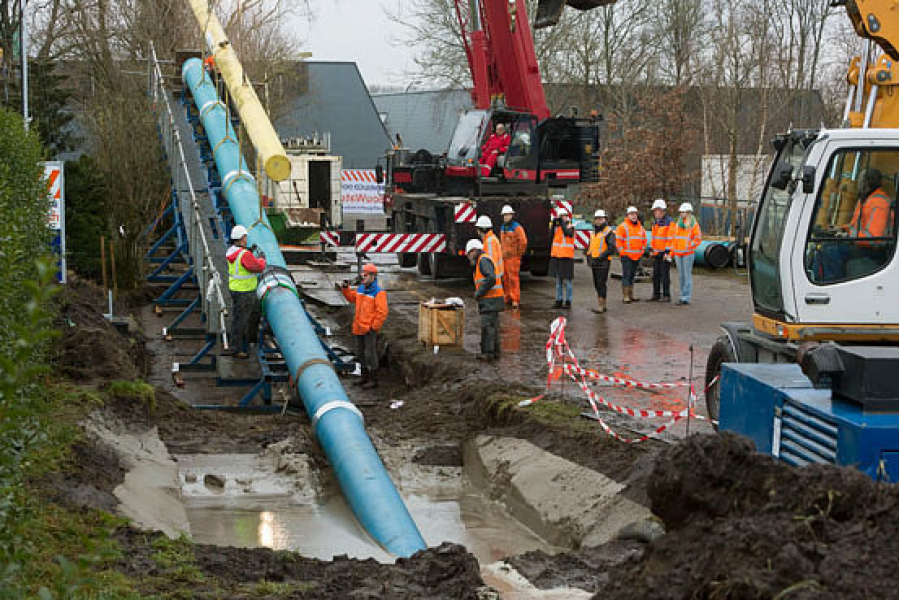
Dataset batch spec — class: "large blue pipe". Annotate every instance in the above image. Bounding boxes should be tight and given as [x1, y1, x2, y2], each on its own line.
[182, 59, 426, 557]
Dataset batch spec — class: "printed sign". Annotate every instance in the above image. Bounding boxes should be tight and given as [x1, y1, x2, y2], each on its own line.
[44, 161, 66, 283]
[341, 170, 384, 215]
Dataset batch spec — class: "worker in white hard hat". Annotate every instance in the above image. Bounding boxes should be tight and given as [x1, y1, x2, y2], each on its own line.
[549, 208, 575, 309]
[585, 209, 616, 313]
[615, 206, 647, 303]
[671, 202, 702, 305]
[466, 238, 504, 361]
[476, 214, 504, 282]
[499, 205, 527, 309]
[648, 198, 674, 302]
[226, 224, 267, 358]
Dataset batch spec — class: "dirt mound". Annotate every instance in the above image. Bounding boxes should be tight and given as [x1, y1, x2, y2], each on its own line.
[116, 528, 487, 599]
[103, 386, 320, 457]
[507, 540, 643, 591]
[56, 275, 147, 381]
[596, 433, 899, 600]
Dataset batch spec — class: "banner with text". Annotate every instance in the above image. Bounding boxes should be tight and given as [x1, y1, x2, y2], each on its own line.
[45, 161, 66, 283]
[341, 170, 384, 215]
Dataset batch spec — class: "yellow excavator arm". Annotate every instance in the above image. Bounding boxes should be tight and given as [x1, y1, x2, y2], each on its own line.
[839, 0, 899, 126]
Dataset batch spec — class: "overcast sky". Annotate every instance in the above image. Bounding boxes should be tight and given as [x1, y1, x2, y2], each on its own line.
[298, 1, 417, 88]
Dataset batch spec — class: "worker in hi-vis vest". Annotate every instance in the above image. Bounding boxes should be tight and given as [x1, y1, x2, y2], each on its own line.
[226, 225, 267, 358]
[466, 238, 504, 362]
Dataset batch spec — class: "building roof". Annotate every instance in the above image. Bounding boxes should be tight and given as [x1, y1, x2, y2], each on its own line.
[272, 62, 392, 169]
[372, 89, 473, 154]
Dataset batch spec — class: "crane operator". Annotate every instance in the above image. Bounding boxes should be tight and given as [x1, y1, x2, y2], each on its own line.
[479, 123, 511, 177]
[845, 168, 891, 251]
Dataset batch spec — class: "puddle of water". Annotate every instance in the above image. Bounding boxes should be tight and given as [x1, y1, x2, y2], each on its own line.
[179, 453, 557, 565]
[184, 480, 555, 564]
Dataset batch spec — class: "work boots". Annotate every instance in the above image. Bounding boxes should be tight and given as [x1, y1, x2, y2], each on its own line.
[623, 287, 632, 304]
[592, 297, 606, 314]
[354, 368, 370, 387]
[361, 372, 378, 390]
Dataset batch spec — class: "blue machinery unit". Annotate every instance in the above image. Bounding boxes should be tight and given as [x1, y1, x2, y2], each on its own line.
[720, 361, 899, 482]
[181, 58, 427, 557]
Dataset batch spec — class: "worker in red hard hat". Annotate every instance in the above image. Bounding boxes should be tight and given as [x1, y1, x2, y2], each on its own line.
[339, 262, 388, 389]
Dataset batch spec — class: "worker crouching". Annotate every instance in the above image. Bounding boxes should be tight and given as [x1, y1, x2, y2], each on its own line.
[340, 263, 388, 389]
[226, 225, 266, 358]
[466, 239, 504, 361]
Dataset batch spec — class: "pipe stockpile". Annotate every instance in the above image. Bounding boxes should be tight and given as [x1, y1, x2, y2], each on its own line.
[186, 0, 290, 182]
[183, 59, 426, 558]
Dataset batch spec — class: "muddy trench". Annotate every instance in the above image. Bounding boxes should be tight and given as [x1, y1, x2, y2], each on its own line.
[48, 273, 899, 600]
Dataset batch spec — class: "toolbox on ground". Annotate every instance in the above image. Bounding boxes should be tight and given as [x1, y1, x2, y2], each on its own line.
[418, 301, 464, 347]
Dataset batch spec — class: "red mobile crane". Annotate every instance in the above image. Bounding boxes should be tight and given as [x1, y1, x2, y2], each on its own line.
[387, 0, 609, 277]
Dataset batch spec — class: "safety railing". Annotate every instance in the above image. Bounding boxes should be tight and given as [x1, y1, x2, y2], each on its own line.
[149, 42, 230, 349]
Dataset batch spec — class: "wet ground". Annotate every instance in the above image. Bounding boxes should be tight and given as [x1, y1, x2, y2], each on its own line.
[46, 265, 770, 599]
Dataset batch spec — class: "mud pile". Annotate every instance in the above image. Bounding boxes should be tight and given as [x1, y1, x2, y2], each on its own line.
[598, 433, 899, 600]
[55, 275, 147, 381]
[116, 529, 486, 600]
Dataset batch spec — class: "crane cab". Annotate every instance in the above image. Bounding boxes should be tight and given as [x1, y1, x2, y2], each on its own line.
[750, 128, 899, 336]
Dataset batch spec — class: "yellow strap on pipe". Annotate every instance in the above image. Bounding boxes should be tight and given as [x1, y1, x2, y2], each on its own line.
[188, 0, 291, 182]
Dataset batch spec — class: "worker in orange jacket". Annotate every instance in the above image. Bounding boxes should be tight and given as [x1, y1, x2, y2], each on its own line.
[476, 215, 505, 279]
[499, 205, 527, 309]
[648, 198, 674, 302]
[846, 168, 891, 249]
[466, 239, 504, 361]
[549, 211, 576, 309]
[671, 203, 702, 305]
[339, 263, 388, 389]
[615, 206, 647, 304]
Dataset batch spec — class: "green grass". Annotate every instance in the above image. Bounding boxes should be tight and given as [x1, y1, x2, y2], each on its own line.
[485, 391, 595, 431]
[107, 380, 156, 413]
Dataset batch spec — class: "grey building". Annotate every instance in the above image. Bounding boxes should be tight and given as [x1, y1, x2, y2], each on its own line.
[272, 62, 392, 169]
[373, 89, 472, 154]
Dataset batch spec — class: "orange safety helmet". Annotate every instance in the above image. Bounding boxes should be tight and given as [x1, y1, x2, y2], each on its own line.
[362, 263, 378, 275]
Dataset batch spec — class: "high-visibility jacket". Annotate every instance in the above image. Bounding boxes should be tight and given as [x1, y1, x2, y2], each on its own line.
[650, 216, 673, 255]
[615, 219, 647, 260]
[226, 246, 265, 292]
[341, 280, 389, 335]
[849, 188, 890, 246]
[550, 224, 575, 259]
[500, 220, 528, 259]
[587, 225, 613, 261]
[671, 217, 702, 257]
[484, 231, 505, 277]
[474, 254, 504, 299]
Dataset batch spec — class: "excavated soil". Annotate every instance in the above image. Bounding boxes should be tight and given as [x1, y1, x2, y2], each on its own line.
[55, 276, 148, 382]
[115, 528, 485, 600]
[593, 433, 899, 600]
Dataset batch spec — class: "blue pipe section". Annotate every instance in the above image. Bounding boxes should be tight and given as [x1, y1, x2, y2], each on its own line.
[182, 58, 426, 557]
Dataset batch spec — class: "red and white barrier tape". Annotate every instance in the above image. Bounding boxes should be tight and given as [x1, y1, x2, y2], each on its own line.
[520, 317, 716, 443]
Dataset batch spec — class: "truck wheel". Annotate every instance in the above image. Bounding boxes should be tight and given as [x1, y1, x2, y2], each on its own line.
[398, 253, 417, 268]
[430, 253, 458, 279]
[529, 257, 549, 277]
[705, 335, 737, 428]
[417, 253, 432, 276]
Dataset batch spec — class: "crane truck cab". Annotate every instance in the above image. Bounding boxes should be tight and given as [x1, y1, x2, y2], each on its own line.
[706, 127, 899, 421]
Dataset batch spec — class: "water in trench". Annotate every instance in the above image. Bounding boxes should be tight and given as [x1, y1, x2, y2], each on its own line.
[178, 452, 559, 565]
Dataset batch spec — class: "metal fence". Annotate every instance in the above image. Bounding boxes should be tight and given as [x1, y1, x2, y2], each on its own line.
[148, 43, 230, 348]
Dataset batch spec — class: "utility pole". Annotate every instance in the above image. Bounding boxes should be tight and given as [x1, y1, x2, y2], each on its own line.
[21, 0, 29, 131]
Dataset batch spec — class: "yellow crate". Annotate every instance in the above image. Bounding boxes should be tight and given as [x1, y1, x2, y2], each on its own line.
[418, 302, 464, 346]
